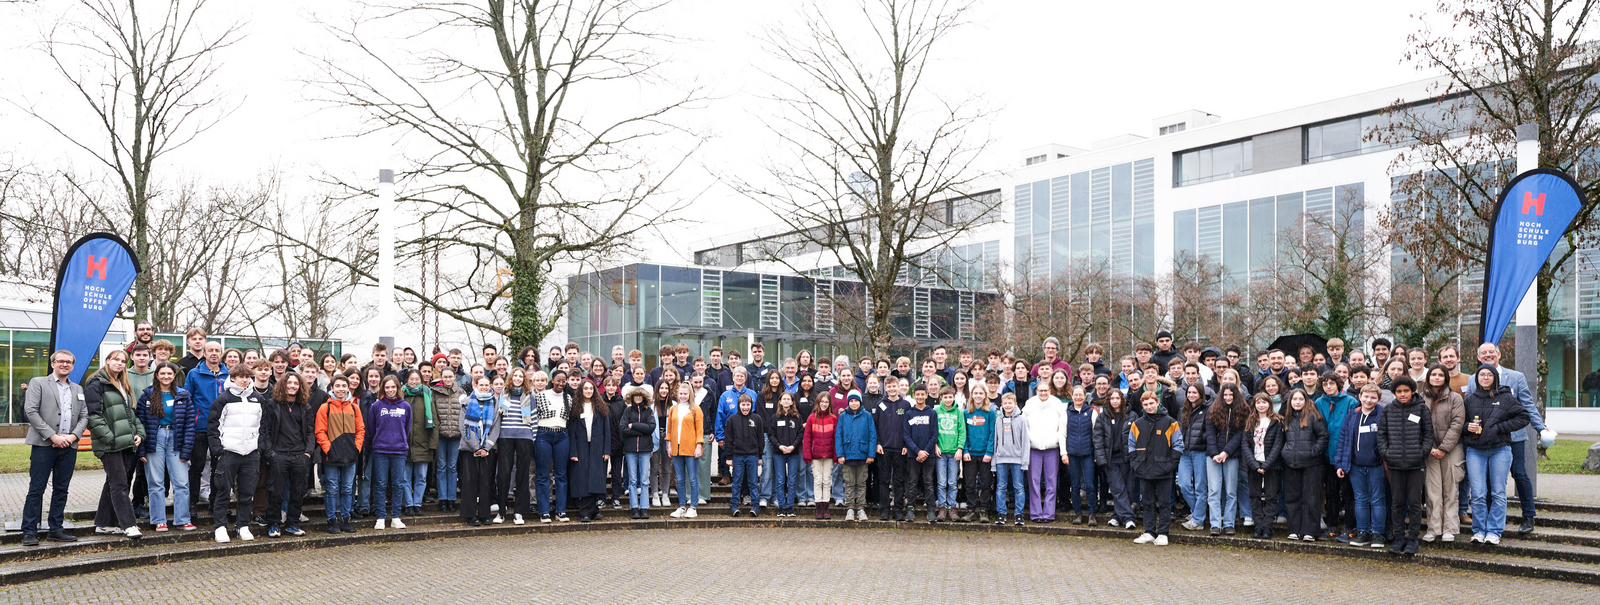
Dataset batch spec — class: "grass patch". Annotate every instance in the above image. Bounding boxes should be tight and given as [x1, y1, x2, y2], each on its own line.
[0, 443, 103, 474]
[1539, 439, 1599, 475]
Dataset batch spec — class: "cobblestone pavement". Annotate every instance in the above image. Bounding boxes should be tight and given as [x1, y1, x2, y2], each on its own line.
[1, 528, 1594, 603]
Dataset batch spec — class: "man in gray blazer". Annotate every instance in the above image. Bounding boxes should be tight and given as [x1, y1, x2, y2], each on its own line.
[21, 350, 89, 546]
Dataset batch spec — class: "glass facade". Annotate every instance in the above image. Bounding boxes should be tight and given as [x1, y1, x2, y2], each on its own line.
[569, 263, 998, 370]
[1172, 182, 1363, 285]
[1175, 140, 1252, 186]
[1015, 158, 1156, 279]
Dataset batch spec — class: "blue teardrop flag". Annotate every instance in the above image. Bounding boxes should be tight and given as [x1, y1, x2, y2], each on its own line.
[1479, 169, 1585, 344]
[49, 233, 141, 383]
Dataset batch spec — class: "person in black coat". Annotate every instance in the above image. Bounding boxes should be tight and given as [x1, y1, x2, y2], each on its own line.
[1280, 390, 1328, 542]
[1377, 376, 1432, 554]
[1241, 393, 1284, 539]
[602, 378, 627, 509]
[618, 385, 657, 519]
[566, 380, 611, 522]
[1461, 364, 1529, 544]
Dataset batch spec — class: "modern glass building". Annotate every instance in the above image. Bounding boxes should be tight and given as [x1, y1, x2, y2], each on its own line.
[567, 263, 1000, 369]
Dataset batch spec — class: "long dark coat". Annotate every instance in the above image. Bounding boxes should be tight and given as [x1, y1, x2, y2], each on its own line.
[567, 408, 612, 497]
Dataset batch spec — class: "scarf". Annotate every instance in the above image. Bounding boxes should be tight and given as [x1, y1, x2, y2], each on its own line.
[403, 384, 435, 428]
[464, 391, 497, 443]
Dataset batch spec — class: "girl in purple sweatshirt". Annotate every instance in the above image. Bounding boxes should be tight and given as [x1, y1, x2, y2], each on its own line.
[367, 375, 412, 530]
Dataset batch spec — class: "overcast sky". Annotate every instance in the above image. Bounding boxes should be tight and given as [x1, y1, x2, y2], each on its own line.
[2, 0, 1434, 224]
[0, 0, 1438, 345]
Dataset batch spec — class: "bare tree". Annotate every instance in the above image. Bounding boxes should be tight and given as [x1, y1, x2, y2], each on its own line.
[0, 166, 106, 284]
[1258, 201, 1386, 344]
[1164, 252, 1254, 348]
[1382, 0, 1600, 413]
[13, 0, 242, 323]
[736, 0, 998, 360]
[252, 0, 697, 351]
[980, 259, 1122, 363]
[245, 189, 368, 341]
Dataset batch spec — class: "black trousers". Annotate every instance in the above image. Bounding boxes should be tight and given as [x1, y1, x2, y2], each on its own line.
[962, 458, 993, 513]
[902, 454, 936, 510]
[1138, 477, 1173, 535]
[1323, 469, 1354, 534]
[129, 455, 147, 509]
[876, 450, 904, 510]
[268, 453, 310, 525]
[95, 450, 138, 530]
[1246, 467, 1280, 528]
[460, 453, 495, 520]
[1388, 467, 1426, 541]
[1286, 464, 1324, 538]
[212, 450, 260, 529]
[496, 438, 534, 514]
[576, 495, 600, 519]
[188, 430, 211, 505]
[608, 449, 626, 502]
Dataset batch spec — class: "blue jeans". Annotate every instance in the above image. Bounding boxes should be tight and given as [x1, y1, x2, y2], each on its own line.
[672, 455, 699, 509]
[798, 457, 815, 503]
[995, 463, 1025, 516]
[625, 452, 651, 509]
[832, 461, 845, 503]
[436, 437, 460, 501]
[357, 456, 374, 511]
[730, 454, 760, 513]
[325, 463, 356, 519]
[773, 452, 801, 508]
[1466, 445, 1513, 537]
[1350, 464, 1387, 535]
[534, 428, 570, 515]
[1066, 454, 1096, 515]
[23, 445, 77, 535]
[370, 453, 407, 519]
[1177, 451, 1209, 523]
[144, 426, 191, 526]
[759, 437, 775, 502]
[1509, 437, 1535, 519]
[1206, 456, 1240, 529]
[407, 461, 430, 507]
[936, 454, 960, 507]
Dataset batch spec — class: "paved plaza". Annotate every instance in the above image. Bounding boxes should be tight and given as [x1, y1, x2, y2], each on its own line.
[0, 527, 1593, 603]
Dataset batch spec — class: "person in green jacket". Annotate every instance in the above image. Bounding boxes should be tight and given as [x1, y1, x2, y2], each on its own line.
[933, 386, 966, 523]
[961, 382, 996, 523]
[86, 349, 147, 539]
[401, 371, 438, 517]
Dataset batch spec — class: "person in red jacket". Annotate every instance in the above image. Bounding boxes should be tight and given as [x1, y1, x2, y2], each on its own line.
[802, 401, 838, 519]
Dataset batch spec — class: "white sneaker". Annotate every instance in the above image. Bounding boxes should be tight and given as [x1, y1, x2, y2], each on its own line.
[686, 508, 698, 518]
[760, 499, 769, 508]
[671, 507, 686, 518]
[238, 527, 254, 541]
[490, 504, 500, 513]
[1125, 520, 1137, 530]
[844, 509, 856, 521]
[1441, 533, 1455, 542]
[1181, 520, 1202, 531]
[214, 527, 231, 543]
[698, 498, 707, 506]
[1243, 517, 1254, 527]
[856, 509, 866, 522]
[1154, 535, 1168, 546]
[492, 514, 504, 524]
[1422, 533, 1436, 542]
[1134, 533, 1156, 544]
[95, 526, 124, 535]
[513, 514, 525, 525]
[1275, 516, 1288, 525]
[1471, 533, 1485, 543]
[1107, 518, 1118, 527]
[375, 519, 386, 530]
[391, 518, 406, 529]
[1486, 534, 1500, 545]
[124, 526, 142, 539]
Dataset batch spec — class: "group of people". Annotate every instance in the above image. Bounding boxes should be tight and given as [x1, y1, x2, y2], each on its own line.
[19, 324, 1549, 558]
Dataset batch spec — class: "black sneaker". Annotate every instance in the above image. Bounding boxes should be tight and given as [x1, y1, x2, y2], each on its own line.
[1350, 531, 1370, 547]
[326, 520, 340, 534]
[729, 509, 740, 518]
[470, 517, 482, 526]
[1015, 516, 1025, 526]
[339, 518, 355, 533]
[20, 534, 38, 547]
[540, 515, 552, 523]
[251, 516, 268, 527]
[556, 513, 570, 522]
[1404, 538, 1420, 555]
[1388, 538, 1405, 554]
[47, 530, 78, 543]
[1519, 517, 1536, 534]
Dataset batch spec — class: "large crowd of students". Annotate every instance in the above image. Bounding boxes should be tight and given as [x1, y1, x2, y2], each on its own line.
[18, 323, 1549, 556]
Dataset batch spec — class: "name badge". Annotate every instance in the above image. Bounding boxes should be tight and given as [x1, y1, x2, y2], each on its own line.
[1360, 425, 1375, 433]
[1407, 414, 1420, 423]
[765, 403, 773, 408]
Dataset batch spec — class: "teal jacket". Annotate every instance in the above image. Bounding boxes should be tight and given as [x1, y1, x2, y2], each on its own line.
[1315, 392, 1359, 463]
[963, 407, 996, 457]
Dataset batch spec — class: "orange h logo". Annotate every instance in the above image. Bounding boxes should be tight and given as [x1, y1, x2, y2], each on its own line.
[85, 255, 107, 280]
[1522, 191, 1546, 216]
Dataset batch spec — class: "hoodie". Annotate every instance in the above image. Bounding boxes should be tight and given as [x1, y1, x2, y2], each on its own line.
[724, 408, 766, 457]
[872, 397, 909, 451]
[715, 385, 758, 442]
[184, 361, 230, 428]
[990, 407, 1031, 470]
[934, 402, 966, 454]
[964, 406, 996, 458]
[366, 397, 413, 456]
[902, 404, 938, 457]
[1460, 364, 1530, 450]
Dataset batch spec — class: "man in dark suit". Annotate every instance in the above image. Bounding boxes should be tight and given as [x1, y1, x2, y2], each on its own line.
[21, 350, 89, 546]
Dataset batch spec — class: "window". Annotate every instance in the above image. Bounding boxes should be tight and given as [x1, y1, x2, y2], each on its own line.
[1175, 139, 1253, 186]
[1305, 114, 1392, 163]
[1159, 122, 1186, 136]
[1025, 154, 1048, 166]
